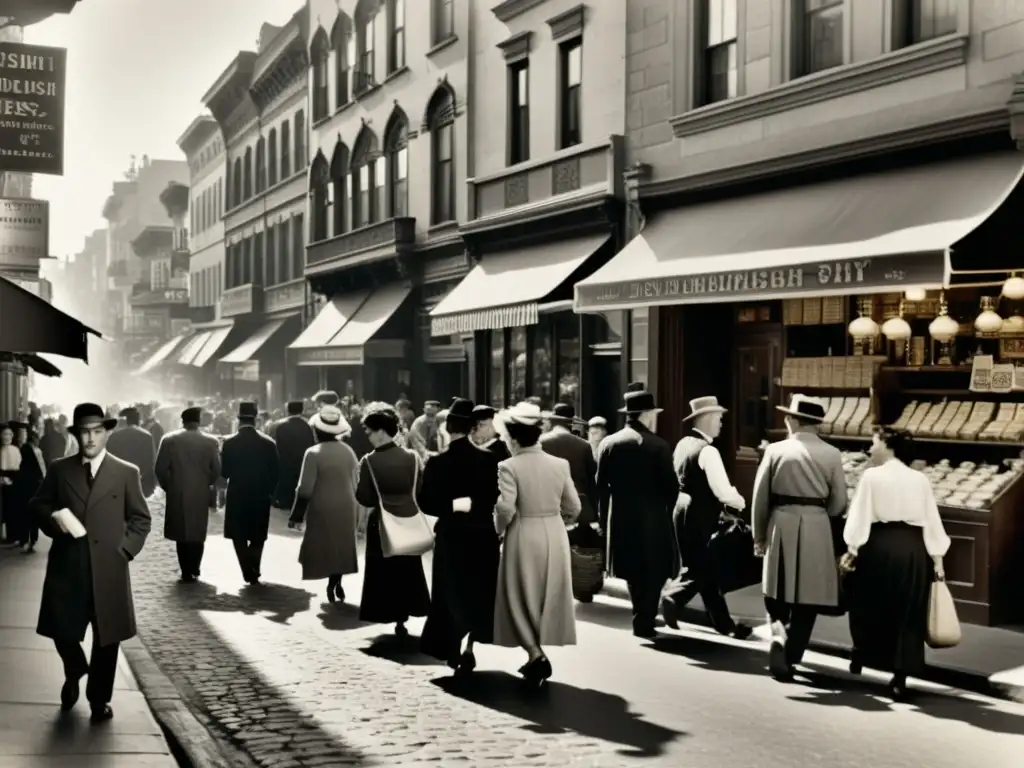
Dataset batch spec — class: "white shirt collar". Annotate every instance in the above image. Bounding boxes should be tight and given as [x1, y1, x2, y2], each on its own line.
[84, 449, 107, 474]
[693, 428, 713, 443]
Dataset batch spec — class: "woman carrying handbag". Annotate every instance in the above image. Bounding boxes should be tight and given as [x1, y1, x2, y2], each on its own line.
[355, 402, 431, 638]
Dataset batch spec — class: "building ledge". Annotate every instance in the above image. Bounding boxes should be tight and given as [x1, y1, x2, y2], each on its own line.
[491, 0, 548, 23]
[460, 185, 608, 236]
[669, 33, 969, 139]
[305, 217, 416, 276]
[427, 36, 459, 58]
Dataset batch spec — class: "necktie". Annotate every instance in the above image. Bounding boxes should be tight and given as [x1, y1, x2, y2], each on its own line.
[85, 462, 94, 489]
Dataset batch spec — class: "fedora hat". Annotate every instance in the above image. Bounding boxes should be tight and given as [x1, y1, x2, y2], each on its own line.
[447, 397, 476, 420]
[618, 383, 662, 414]
[497, 401, 545, 426]
[681, 396, 727, 423]
[309, 404, 351, 436]
[777, 394, 827, 423]
[544, 403, 579, 424]
[73, 402, 117, 431]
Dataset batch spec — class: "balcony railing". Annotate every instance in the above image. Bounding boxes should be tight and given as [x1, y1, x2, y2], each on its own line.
[305, 217, 415, 276]
[221, 283, 264, 318]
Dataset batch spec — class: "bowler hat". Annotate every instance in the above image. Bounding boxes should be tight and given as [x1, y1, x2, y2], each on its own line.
[618, 383, 662, 414]
[181, 406, 203, 424]
[73, 403, 117, 431]
[448, 398, 475, 419]
[237, 401, 259, 419]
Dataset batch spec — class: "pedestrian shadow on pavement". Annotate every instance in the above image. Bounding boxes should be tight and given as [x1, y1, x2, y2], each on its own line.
[168, 580, 313, 625]
[574, 600, 667, 633]
[433, 670, 684, 758]
[644, 633, 771, 677]
[317, 603, 370, 632]
[360, 633, 444, 666]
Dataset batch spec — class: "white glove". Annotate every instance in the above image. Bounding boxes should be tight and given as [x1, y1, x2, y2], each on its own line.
[51, 510, 70, 534]
[452, 496, 472, 513]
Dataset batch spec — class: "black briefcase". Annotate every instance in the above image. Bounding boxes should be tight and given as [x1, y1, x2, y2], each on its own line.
[708, 516, 762, 594]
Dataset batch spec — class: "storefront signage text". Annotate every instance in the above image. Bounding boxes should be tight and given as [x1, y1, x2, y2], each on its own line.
[576, 253, 945, 310]
[0, 43, 66, 176]
[0, 198, 48, 266]
[295, 346, 364, 366]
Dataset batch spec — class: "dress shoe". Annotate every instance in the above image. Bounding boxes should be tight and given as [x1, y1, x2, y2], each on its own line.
[660, 597, 680, 630]
[731, 623, 754, 641]
[455, 651, 476, 676]
[90, 704, 114, 723]
[849, 658, 863, 675]
[768, 640, 793, 682]
[888, 674, 908, 701]
[394, 622, 408, 638]
[633, 626, 658, 639]
[179, 575, 197, 584]
[60, 678, 80, 710]
[520, 656, 551, 686]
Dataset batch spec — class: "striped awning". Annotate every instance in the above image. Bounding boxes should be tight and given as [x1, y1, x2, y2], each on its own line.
[429, 234, 608, 336]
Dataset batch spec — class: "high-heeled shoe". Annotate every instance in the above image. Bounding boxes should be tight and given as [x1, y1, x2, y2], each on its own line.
[520, 656, 551, 686]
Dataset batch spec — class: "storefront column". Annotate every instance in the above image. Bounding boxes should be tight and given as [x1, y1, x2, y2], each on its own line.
[623, 162, 653, 399]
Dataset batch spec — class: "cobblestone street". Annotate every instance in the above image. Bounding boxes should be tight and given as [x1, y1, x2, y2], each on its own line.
[130, 497, 1024, 767]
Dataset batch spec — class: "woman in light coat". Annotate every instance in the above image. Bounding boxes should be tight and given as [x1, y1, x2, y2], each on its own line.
[290, 405, 360, 604]
[841, 428, 950, 700]
[493, 402, 581, 686]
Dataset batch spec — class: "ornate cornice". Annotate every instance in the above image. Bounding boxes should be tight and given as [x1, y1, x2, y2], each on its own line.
[546, 4, 585, 41]
[176, 115, 219, 157]
[497, 31, 532, 63]
[491, 0, 548, 23]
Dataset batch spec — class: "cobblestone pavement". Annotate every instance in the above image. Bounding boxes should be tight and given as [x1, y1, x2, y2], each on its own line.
[130, 496, 1024, 767]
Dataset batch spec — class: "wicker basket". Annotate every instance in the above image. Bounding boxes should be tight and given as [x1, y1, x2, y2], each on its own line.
[570, 546, 605, 601]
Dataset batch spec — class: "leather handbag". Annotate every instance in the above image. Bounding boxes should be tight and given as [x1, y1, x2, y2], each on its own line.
[366, 457, 434, 558]
[926, 576, 962, 648]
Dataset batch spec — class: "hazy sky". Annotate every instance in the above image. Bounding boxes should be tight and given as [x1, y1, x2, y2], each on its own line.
[26, 0, 297, 259]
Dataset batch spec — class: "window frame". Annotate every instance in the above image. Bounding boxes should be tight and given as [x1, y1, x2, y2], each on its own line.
[312, 38, 330, 121]
[903, 0, 958, 46]
[309, 155, 330, 242]
[557, 38, 582, 149]
[280, 120, 292, 178]
[801, 0, 844, 76]
[388, 0, 406, 73]
[433, 0, 455, 45]
[507, 60, 530, 166]
[700, 0, 738, 105]
[356, 14, 375, 93]
[385, 118, 408, 218]
[267, 129, 278, 186]
[333, 18, 351, 107]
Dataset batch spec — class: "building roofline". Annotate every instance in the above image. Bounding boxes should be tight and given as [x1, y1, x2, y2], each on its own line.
[176, 115, 219, 155]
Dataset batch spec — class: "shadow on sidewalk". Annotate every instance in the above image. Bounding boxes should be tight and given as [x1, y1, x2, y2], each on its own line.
[170, 579, 312, 625]
[642, 632, 770, 677]
[360, 633, 444, 666]
[432, 670, 685, 758]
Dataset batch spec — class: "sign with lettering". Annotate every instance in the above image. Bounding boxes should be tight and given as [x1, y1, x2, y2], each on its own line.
[0, 42, 66, 176]
[574, 253, 947, 311]
[295, 346, 364, 366]
[0, 198, 47, 266]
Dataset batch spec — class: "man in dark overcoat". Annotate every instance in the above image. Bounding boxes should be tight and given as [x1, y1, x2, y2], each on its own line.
[155, 407, 221, 582]
[31, 403, 151, 722]
[596, 384, 678, 638]
[541, 403, 599, 544]
[419, 398, 500, 674]
[106, 406, 157, 497]
[142, 403, 164, 455]
[273, 400, 314, 510]
[221, 401, 279, 584]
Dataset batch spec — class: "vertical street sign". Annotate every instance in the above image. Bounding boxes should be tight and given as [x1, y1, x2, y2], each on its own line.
[0, 41, 67, 176]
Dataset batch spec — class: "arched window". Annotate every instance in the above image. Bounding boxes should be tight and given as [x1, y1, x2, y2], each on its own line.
[354, 0, 376, 95]
[281, 120, 291, 178]
[384, 107, 408, 218]
[426, 85, 456, 224]
[255, 137, 266, 194]
[232, 158, 242, 208]
[350, 126, 379, 229]
[309, 152, 329, 242]
[243, 146, 253, 200]
[294, 110, 306, 169]
[330, 141, 349, 236]
[331, 13, 352, 107]
[310, 28, 330, 121]
[267, 128, 278, 186]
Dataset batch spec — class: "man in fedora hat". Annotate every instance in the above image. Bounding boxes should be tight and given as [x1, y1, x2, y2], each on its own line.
[470, 405, 511, 461]
[106, 406, 157, 498]
[595, 383, 678, 638]
[220, 401, 279, 585]
[420, 398, 501, 674]
[30, 402, 152, 722]
[752, 394, 847, 681]
[155, 407, 221, 583]
[541, 404, 600, 559]
[661, 396, 753, 639]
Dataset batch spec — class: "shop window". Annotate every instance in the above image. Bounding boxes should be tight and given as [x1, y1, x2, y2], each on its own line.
[509, 327, 528, 403]
[330, 140, 349, 235]
[556, 312, 581, 411]
[629, 307, 649, 386]
[332, 13, 352, 107]
[801, 0, 843, 76]
[489, 331, 505, 408]
[531, 317, 554, 407]
[702, 0, 737, 105]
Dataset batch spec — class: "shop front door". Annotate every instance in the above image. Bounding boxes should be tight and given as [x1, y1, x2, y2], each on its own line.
[733, 327, 782, 516]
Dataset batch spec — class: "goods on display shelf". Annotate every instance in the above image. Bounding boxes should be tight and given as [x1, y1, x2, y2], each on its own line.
[889, 399, 1024, 442]
[817, 396, 875, 436]
[780, 355, 886, 389]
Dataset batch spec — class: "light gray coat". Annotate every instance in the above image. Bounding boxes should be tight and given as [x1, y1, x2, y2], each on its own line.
[297, 440, 360, 580]
[155, 427, 221, 543]
[751, 431, 847, 607]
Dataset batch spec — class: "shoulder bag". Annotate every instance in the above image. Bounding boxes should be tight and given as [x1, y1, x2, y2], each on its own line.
[366, 456, 434, 558]
[926, 575, 962, 648]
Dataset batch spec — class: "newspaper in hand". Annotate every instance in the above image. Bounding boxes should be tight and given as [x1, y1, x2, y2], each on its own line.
[54, 508, 86, 539]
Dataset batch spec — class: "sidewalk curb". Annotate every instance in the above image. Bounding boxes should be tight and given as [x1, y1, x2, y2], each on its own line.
[600, 580, 1024, 704]
[121, 637, 255, 768]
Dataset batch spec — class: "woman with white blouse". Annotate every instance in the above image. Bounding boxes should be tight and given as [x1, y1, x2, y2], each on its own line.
[841, 427, 950, 700]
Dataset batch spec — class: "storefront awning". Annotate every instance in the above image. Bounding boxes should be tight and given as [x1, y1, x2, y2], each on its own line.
[190, 325, 233, 367]
[0, 277, 101, 361]
[295, 285, 412, 367]
[220, 316, 296, 364]
[135, 334, 188, 375]
[175, 331, 213, 365]
[574, 152, 1024, 312]
[289, 292, 370, 350]
[431, 234, 610, 336]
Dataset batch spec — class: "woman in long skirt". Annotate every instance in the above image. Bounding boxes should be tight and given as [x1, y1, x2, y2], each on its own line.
[355, 403, 430, 637]
[492, 402, 581, 686]
[290, 405, 360, 603]
[841, 427, 950, 700]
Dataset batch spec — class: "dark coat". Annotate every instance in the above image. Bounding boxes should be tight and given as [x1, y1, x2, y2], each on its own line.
[32, 454, 151, 646]
[596, 421, 678, 582]
[221, 426, 279, 542]
[39, 430, 65, 466]
[145, 419, 164, 454]
[540, 427, 598, 528]
[107, 424, 157, 497]
[17, 443, 44, 509]
[156, 427, 221, 542]
[273, 415, 315, 509]
[355, 442, 430, 624]
[419, 437, 500, 660]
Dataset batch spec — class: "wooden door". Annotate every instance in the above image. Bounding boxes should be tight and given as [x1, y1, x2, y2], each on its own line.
[732, 327, 782, 512]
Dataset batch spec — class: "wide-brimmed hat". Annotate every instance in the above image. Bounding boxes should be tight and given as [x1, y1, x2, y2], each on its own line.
[587, 416, 608, 428]
[310, 404, 351, 436]
[544, 403, 581, 424]
[681, 396, 727, 423]
[312, 390, 340, 406]
[618, 386, 662, 414]
[777, 394, 826, 423]
[497, 402, 545, 426]
[237, 401, 259, 419]
[72, 403, 117, 431]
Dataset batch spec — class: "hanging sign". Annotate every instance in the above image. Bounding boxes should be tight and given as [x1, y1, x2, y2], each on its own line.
[0, 42, 67, 176]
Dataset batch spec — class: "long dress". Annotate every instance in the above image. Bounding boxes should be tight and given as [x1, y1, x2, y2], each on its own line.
[844, 459, 950, 675]
[296, 440, 360, 580]
[355, 442, 430, 624]
[493, 445, 581, 648]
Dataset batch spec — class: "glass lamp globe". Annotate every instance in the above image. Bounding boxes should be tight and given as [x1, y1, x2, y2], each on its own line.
[1002, 314, 1024, 333]
[904, 288, 927, 302]
[928, 313, 959, 342]
[848, 315, 879, 340]
[975, 297, 1004, 334]
[1002, 276, 1024, 300]
[881, 316, 912, 341]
